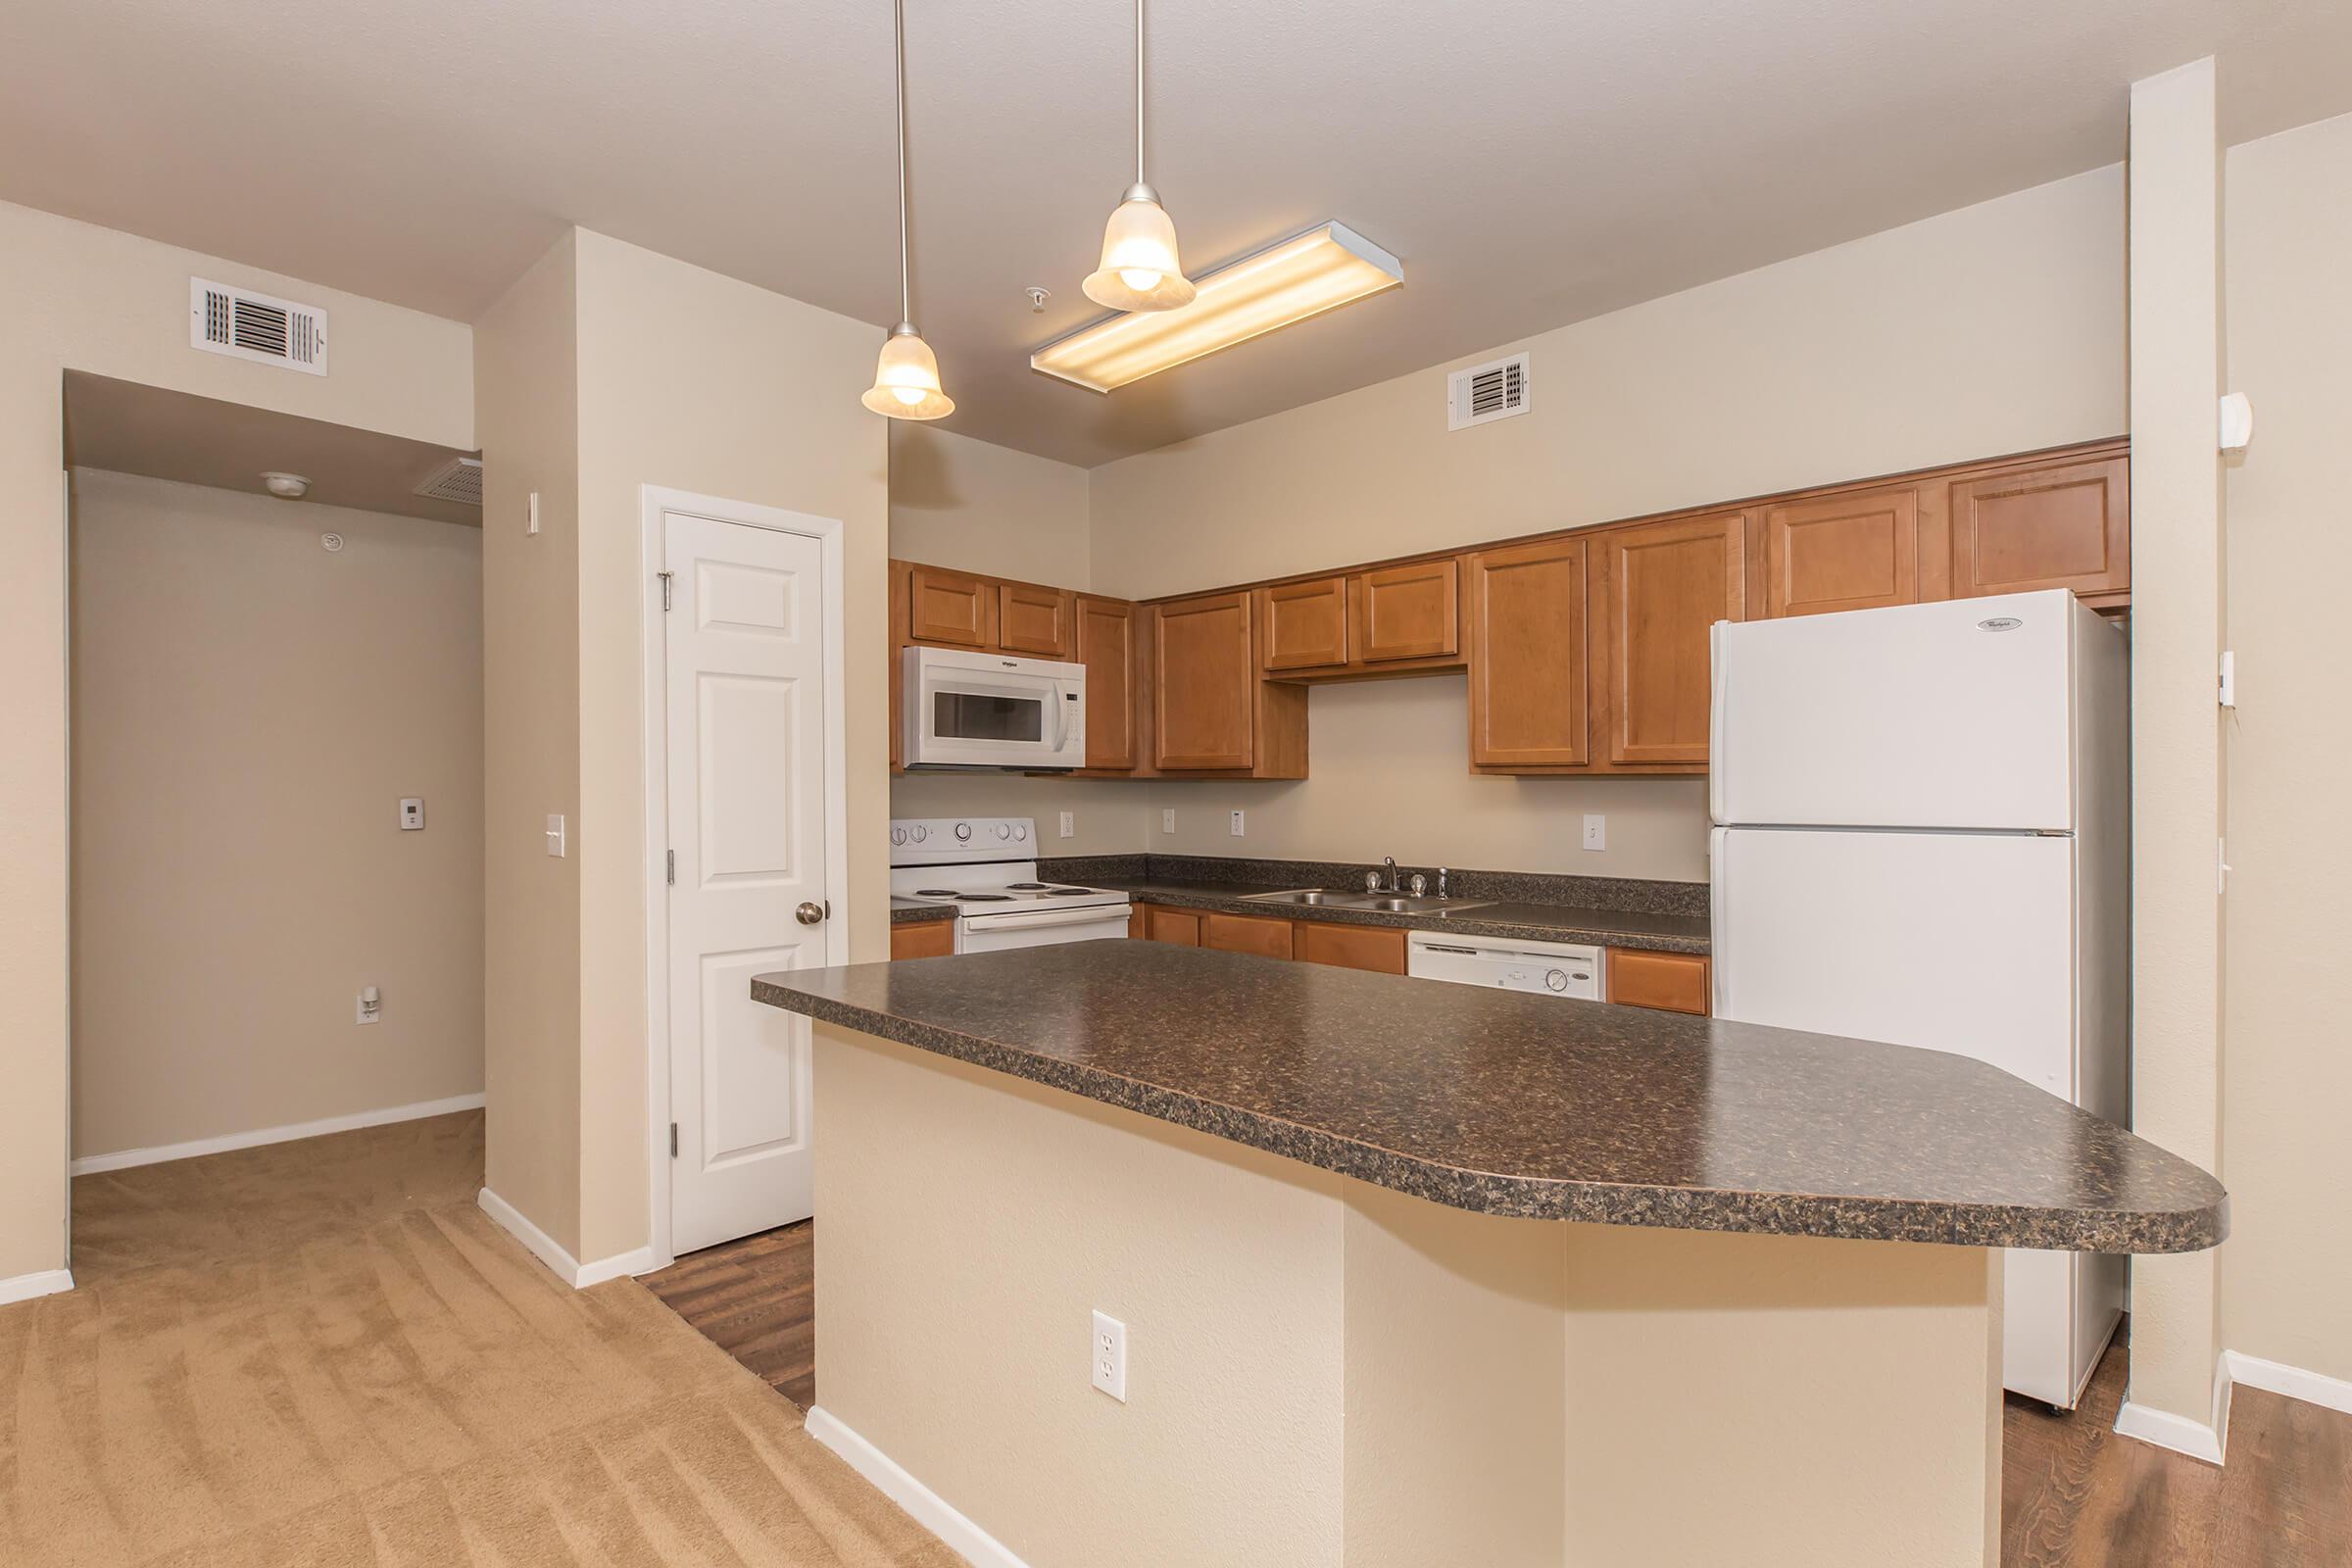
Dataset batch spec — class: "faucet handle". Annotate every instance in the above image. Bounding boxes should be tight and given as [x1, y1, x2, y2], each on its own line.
[1408, 872, 1428, 897]
[1364, 869, 1381, 892]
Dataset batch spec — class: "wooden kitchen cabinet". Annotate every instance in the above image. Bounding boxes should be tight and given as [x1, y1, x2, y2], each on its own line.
[1138, 905, 1203, 946]
[1467, 537, 1590, 768]
[1075, 595, 1138, 770]
[1293, 920, 1407, 975]
[998, 582, 1074, 659]
[1153, 592, 1255, 768]
[1760, 483, 1921, 618]
[1607, 949, 1711, 1015]
[907, 564, 997, 647]
[1352, 559, 1458, 662]
[890, 919, 956, 960]
[1594, 512, 1746, 768]
[1944, 453, 2129, 605]
[1203, 911, 1297, 960]
[1259, 576, 1349, 670]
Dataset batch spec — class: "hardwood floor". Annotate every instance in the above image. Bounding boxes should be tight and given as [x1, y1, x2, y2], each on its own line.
[644, 1218, 815, 1410]
[653, 1232, 2352, 1565]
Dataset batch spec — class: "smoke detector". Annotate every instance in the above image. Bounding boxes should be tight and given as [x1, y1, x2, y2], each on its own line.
[260, 471, 311, 500]
[412, 456, 483, 507]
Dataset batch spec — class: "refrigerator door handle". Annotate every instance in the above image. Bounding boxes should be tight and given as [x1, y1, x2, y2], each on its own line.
[1708, 620, 1729, 827]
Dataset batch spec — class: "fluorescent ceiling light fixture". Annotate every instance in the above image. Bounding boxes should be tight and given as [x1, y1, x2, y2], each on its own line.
[1032, 221, 1402, 393]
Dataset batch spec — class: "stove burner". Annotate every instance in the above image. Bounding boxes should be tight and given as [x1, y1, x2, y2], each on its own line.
[1044, 887, 1100, 897]
[956, 893, 1013, 903]
[913, 889, 960, 899]
[1005, 882, 1050, 890]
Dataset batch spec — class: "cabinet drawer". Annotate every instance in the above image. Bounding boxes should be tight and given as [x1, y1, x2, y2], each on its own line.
[998, 581, 1075, 659]
[1260, 576, 1349, 669]
[1606, 949, 1710, 1015]
[1293, 920, 1406, 974]
[1354, 559, 1459, 662]
[1203, 911, 1296, 960]
[890, 919, 956, 960]
[908, 565, 996, 647]
[1141, 905, 1203, 946]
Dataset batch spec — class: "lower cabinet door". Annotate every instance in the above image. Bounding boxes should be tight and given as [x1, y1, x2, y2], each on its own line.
[1606, 949, 1711, 1014]
[1202, 911, 1297, 960]
[1142, 905, 1203, 946]
[890, 919, 956, 959]
[1293, 921, 1407, 974]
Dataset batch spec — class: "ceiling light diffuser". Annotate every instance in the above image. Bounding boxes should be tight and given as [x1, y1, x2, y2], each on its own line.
[862, 0, 954, 421]
[1034, 222, 1403, 393]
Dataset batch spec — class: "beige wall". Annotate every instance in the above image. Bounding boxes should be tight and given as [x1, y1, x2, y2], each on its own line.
[1077, 166, 2128, 881]
[0, 198, 473, 1285]
[2122, 59, 2230, 1434]
[69, 470, 483, 1158]
[888, 423, 1090, 585]
[2220, 110, 2352, 1386]
[475, 234, 587, 1256]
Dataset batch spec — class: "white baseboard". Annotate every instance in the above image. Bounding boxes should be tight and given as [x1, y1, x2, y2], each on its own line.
[2223, 1349, 2352, 1419]
[475, 1187, 656, 1291]
[806, 1405, 1029, 1568]
[0, 1268, 75, 1308]
[2114, 1397, 2227, 1465]
[72, 1092, 486, 1176]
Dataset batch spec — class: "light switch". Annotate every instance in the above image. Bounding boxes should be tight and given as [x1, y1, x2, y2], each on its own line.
[1058, 810, 1075, 839]
[399, 798, 425, 831]
[1162, 808, 1176, 834]
[546, 813, 567, 858]
[1583, 813, 1606, 853]
[525, 491, 541, 535]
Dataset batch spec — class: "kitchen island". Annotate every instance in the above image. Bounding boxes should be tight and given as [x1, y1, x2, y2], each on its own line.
[754, 943, 2225, 1568]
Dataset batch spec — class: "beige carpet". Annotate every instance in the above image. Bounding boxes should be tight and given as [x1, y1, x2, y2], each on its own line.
[1, 1114, 961, 1567]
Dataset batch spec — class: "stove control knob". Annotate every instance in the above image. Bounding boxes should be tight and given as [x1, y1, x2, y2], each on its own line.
[1013, 823, 1028, 841]
[954, 822, 971, 842]
[1544, 968, 1570, 993]
[890, 826, 906, 847]
[994, 823, 1010, 840]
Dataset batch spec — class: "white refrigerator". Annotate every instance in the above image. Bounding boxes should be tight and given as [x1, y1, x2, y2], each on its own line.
[1709, 589, 2129, 1410]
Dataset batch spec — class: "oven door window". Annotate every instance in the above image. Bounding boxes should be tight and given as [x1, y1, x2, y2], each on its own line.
[933, 688, 1045, 744]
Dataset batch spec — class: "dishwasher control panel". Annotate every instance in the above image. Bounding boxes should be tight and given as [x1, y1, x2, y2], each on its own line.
[1405, 931, 1602, 1000]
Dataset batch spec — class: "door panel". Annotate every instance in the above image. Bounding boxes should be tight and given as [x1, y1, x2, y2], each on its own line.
[1354, 560, 1458, 662]
[1948, 457, 2129, 600]
[1604, 950, 1710, 1014]
[1152, 593, 1255, 769]
[1202, 911, 1296, 959]
[907, 564, 995, 647]
[665, 511, 828, 1256]
[1075, 595, 1137, 769]
[1467, 538, 1588, 766]
[1597, 512, 1744, 766]
[1260, 577, 1348, 669]
[1762, 484, 1920, 617]
[1142, 905, 1202, 945]
[1294, 920, 1406, 974]
[998, 581, 1074, 658]
[1711, 592, 2077, 831]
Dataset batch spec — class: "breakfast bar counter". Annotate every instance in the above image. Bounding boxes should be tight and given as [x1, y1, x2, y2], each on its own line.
[754, 943, 2226, 1568]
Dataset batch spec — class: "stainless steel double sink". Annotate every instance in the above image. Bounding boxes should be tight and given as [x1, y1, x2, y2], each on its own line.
[1239, 888, 1496, 916]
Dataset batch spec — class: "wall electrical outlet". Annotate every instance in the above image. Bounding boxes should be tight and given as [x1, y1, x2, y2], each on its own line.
[1162, 808, 1176, 834]
[1090, 1309, 1128, 1402]
[356, 986, 381, 1025]
[1229, 809, 1246, 837]
[1583, 813, 1606, 852]
[1058, 810, 1075, 839]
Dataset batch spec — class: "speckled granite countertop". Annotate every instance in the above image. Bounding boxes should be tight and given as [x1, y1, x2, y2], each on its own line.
[889, 897, 957, 924]
[1104, 878, 1710, 954]
[754, 943, 2225, 1254]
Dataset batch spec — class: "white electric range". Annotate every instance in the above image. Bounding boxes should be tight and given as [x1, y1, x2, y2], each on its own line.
[888, 817, 1133, 954]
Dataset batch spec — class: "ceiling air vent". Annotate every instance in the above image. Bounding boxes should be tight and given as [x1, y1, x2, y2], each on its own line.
[189, 277, 327, 375]
[1446, 352, 1529, 431]
[413, 456, 483, 507]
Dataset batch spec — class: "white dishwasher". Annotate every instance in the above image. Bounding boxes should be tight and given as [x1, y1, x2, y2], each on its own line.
[1406, 931, 1602, 999]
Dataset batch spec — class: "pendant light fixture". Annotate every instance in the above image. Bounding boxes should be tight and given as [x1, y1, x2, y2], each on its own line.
[862, 0, 954, 420]
[1082, 0, 1195, 313]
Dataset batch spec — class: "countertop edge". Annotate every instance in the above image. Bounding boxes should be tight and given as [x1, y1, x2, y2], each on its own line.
[755, 975, 2224, 1254]
[889, 902, 957, 924]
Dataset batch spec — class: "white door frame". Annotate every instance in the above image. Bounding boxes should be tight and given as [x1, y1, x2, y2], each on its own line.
[639, 483, 850, 1273]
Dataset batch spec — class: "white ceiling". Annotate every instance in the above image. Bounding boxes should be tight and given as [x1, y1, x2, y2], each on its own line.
[7, 1, 2348, 466]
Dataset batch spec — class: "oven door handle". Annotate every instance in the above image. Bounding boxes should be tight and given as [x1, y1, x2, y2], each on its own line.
[959, 905, 1130, 932]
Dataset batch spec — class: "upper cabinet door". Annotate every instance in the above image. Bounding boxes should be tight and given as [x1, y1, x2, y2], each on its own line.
[1259, 576, 1349, 670]
[1947, 455, 2129, 602]
[908, 565, 996, 648]
[998, 581, 1074, 659]
[1761, 484, 1920, 618]
[1598, 512, 1747, 767]
[1467, 539, 1589, 767]
[1354, 559, 1459, 662]
[1152, 591, 1256, 769]
[1074, 595, 1137, 770]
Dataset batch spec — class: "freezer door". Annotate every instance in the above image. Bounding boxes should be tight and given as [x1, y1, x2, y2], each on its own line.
[1710, 826, 2075, 1096]
[1712, 591, 2076, 830]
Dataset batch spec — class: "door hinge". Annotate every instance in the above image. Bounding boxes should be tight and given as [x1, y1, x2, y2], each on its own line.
[669, 1122, 678, 1158]
[658, 570, 673, 612]
[665, 849, 675, 885]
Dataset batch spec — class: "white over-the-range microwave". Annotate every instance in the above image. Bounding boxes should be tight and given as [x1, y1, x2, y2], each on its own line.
[901, 645, 1086, 770]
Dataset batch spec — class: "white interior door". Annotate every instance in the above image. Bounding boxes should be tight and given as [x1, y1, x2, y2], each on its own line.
[664, 510, 829, 1255]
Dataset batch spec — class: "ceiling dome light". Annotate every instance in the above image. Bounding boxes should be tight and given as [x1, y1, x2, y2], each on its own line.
[260, 471, 310, 499]
[863, 0, 955, 421]
[1083, 0, 1194, 313]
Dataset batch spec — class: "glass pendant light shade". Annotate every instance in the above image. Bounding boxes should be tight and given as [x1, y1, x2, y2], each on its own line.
[862, 322, 954, 419]
[1084, 184, 1197, 311]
